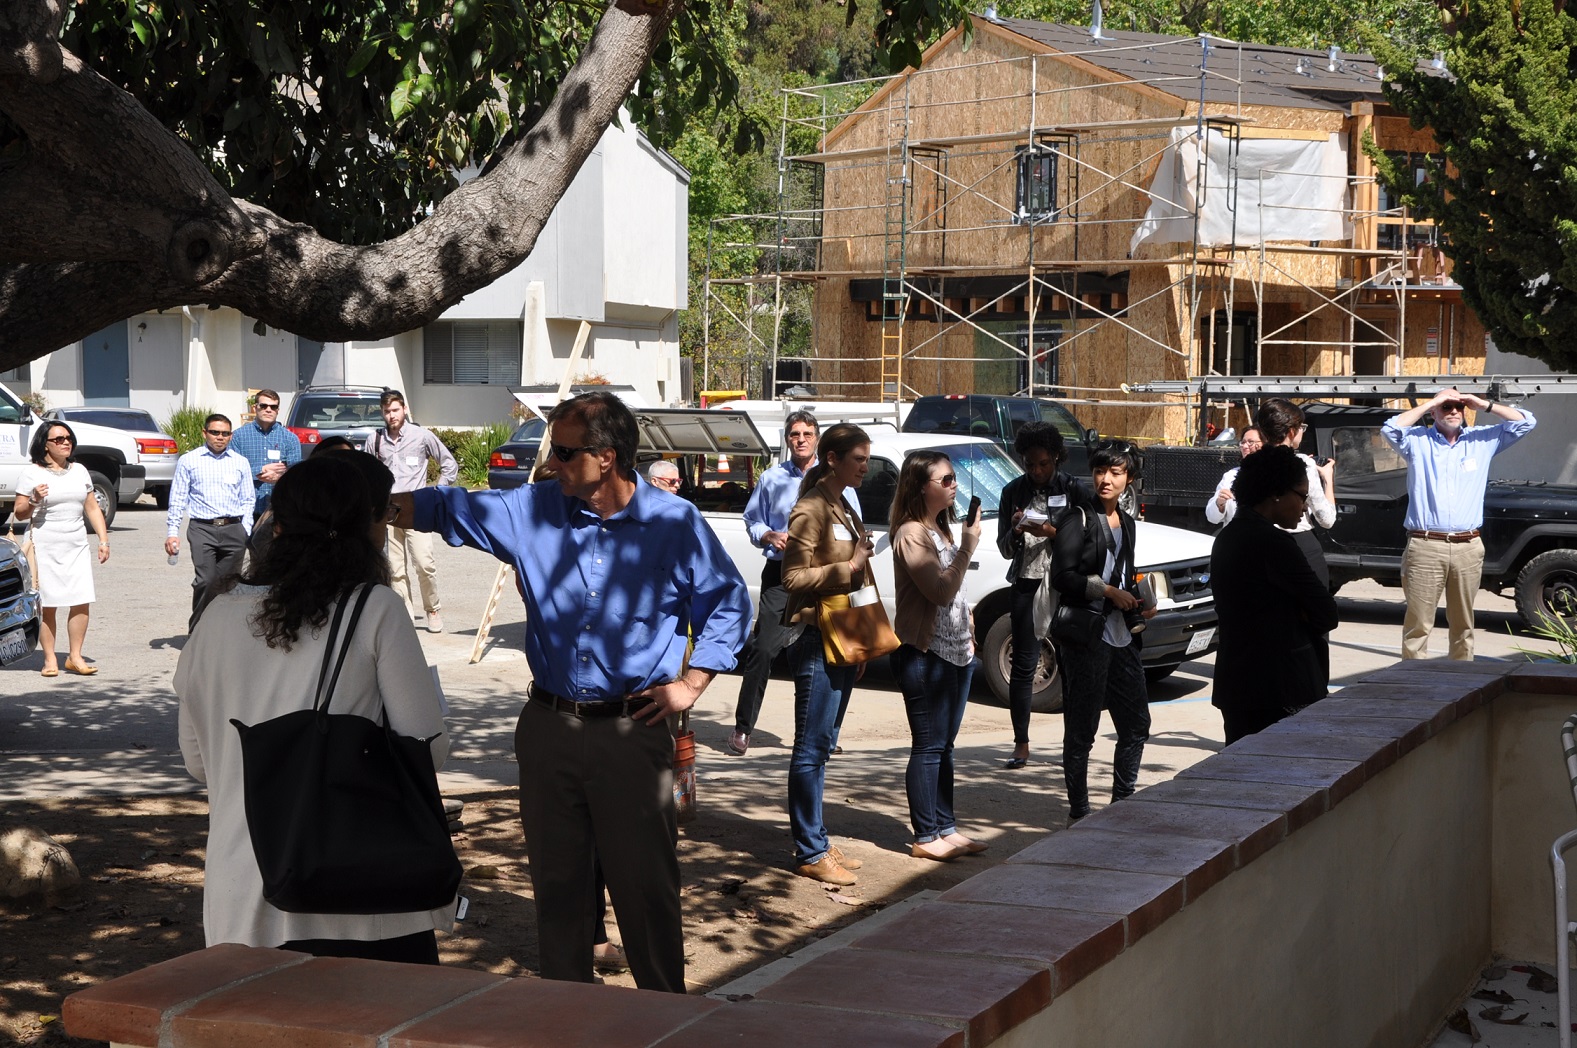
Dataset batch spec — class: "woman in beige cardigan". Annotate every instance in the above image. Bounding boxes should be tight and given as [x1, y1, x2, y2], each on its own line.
[781, 424, 873, 886]
[890, 451, 987, 861]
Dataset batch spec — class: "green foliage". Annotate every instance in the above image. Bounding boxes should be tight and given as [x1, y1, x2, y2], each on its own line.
[432, 423, 515, 489]
[162, 406, 214, 453]
[1373, 0, 1577, 371]
[1512, 611, 1577, 663]
[997, 0, 1442, 51]
[41, 0, 978, 246]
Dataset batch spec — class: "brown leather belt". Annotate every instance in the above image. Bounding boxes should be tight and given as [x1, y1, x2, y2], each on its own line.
[528, 683, 641, 719]
[1408, 529, 1481, 543]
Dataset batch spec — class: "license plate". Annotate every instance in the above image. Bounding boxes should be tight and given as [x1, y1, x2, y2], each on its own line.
[0, 627, 30, 666]
[1186, 627, 1216, 655]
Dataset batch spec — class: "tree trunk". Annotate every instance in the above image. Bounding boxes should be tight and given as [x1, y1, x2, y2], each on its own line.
[0, 0, 681, 369]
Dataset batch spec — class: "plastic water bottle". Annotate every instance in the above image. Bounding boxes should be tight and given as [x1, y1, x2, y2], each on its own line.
[168, 550, 179, 566]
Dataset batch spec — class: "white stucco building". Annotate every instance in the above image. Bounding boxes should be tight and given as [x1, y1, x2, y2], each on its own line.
[6, 111, 690, 428]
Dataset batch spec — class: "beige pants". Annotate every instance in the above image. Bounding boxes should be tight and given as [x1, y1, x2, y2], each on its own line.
[387, 525, 440, 615]
[1400, 535, 1484, 660]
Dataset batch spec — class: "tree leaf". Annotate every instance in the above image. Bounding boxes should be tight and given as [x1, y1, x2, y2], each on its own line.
[346, 39, 382, 78]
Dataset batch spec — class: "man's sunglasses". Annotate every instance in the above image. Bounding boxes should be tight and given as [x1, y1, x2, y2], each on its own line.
[550, 443, 600, 462]
[206, 429, 233, 437]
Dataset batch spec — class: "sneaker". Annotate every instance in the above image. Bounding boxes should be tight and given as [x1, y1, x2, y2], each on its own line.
[727, 730, 750, 755]
[828, 844, 863, 871]
[592, 942, 628, 973]
[795, 853, 857, 886]
[426, 611, 444, 633]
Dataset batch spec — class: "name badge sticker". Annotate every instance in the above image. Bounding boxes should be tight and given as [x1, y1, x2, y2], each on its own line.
[1463, 459, 1478, 472]
[405, 455, 420, 467]
[266, 449, 282, 461]
[831, 524, 854, 542]
[1048, 494, 1068, 508]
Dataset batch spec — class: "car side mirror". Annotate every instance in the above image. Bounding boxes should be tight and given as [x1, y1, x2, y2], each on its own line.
[1086, 427, 1099, 445]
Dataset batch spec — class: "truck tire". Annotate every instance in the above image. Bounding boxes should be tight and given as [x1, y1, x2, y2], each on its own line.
[1515, 549, 1577, 627]
[1144, 663, 1179, 683]
[981, 613, 1063, 714]
[88, 471, 117, 528]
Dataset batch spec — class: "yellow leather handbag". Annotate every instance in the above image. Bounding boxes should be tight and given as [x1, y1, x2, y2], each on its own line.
[817, 583, 901, 666]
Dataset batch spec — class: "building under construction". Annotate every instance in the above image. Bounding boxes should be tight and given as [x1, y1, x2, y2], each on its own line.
[700, 14, 1480, 443]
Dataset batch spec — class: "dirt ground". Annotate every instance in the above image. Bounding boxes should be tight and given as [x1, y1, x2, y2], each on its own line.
[0, 778, 1055, 1048]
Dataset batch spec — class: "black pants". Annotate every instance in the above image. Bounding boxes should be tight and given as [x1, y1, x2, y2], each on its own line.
[280, 929, 439, 964]
[515, 699, 683, 993]
[187, 519, 247, 631]
[1059, 638, 1150, 817]
[733, 560, 792, 735]
[1008, 576, 1046, 746]
[1221, 704, 1299, 746]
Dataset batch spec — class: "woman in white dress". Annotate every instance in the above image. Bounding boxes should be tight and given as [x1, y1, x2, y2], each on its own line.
[12, 421, 109, 677]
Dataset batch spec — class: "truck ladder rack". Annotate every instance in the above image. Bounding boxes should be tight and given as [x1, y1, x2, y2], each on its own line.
[1122, 374, 1577, 402]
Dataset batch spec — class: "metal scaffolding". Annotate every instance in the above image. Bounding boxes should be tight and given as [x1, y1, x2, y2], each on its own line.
[699, 28, 1445, 426]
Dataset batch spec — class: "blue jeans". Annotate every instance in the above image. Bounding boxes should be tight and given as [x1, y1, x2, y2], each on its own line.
[893, 644, 976, 842]
[1059, 638, 1149, 818]
[787, 627, 856, 865]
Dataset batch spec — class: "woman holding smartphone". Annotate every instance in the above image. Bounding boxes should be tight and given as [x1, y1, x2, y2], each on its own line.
[995, 421, 1091, 768]
[890, 452, 986, 861]
[782, 424, 873, 886]
[1050, 441, 1156, 822]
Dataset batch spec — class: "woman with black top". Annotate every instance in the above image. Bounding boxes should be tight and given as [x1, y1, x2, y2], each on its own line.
[995, 422, 1091, 769]
[1050, 441, 1155, 821]
[1211, 445, 1341, 743]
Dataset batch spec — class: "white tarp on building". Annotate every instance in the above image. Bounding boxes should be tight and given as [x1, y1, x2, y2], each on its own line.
[1130, 128, 1351, 252]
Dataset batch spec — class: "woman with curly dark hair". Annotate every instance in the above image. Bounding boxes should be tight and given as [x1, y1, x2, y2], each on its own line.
[175, 454, 452, 962]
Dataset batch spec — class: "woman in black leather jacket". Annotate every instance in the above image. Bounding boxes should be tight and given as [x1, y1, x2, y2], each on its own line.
[995, 422, 1092, 769]
[1050, 441, 1155, 821]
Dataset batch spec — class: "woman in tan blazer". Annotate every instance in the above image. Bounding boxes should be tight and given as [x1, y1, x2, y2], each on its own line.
[781, 424, 872, 886]
[890, 451, 987, 861]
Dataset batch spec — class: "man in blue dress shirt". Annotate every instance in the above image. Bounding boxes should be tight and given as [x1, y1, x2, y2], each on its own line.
[391, 391, 749, 993]
[728, 410, 820, 755]
[1383, 387, 1536, 659]
[164, 415, 255, 630]
[228, 388, 301, 519]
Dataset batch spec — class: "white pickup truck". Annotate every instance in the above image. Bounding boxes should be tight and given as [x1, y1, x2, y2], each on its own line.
[0, 381, 155, 527]
[624, 408, 1219, 713]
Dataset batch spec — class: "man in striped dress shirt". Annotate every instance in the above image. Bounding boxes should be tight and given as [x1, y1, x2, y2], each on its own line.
[165, 414, 255, 630]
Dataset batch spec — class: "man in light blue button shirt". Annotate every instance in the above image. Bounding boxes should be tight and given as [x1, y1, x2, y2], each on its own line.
[389, 391, 749, 995]
[1383, 387, 1536, 659]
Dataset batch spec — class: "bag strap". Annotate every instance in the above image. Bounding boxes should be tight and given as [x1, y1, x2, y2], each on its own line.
[313, 585, 375, 717]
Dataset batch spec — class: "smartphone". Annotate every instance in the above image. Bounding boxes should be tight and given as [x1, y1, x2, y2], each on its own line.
[967, 495, 982, 525]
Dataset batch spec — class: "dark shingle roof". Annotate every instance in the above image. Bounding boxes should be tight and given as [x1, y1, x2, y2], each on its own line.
[987, 17, 1392, 112]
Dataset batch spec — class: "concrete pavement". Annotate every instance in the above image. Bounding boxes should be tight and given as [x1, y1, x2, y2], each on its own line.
[0, 498, 1539, 811]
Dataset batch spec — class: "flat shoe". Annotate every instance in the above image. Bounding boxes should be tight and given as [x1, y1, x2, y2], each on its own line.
[943, 835, 989, 855]
[909, 841, 962, 862]
[40, 667, 59, 678]
[592, 943, 628, 973]
[64, 660, 98, 676]
[1003, 756, 1029, 770]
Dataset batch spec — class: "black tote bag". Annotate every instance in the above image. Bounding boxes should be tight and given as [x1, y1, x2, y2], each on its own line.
[230, 585, 462, 915]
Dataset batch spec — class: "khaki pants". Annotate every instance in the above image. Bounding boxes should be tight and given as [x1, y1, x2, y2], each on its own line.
[387, 525, 440, 614]
[1400, 535, 1485, 660]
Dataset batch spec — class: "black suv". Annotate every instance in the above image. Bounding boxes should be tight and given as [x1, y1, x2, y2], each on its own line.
[902, 394, 1097, 474]
[285, 386, 392, 452]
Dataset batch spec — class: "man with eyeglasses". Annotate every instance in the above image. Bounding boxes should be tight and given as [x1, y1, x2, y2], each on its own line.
[229, 388, 301, 519]
[642, 459, 682, 492]
[165, 414, 255, 630]
[727, 410, 836, 756]
[1383, 388, 1536, 659]
[1204, 426, 1266, 526]
[387, 390, 749, 994]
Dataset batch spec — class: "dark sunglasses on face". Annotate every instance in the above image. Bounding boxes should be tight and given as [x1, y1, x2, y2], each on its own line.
[47, 435, 73, 444]
[256, 402, 279, 411]
[206, 429, 232, 437]
[931, 473, 957, 487]
[550, 443, 599, 462]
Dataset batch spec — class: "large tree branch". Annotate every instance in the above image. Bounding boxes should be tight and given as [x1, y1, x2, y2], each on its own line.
[0, 0, 680, 367]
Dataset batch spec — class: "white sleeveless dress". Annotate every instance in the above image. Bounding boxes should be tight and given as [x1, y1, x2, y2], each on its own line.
[17, 463, 95, 606]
